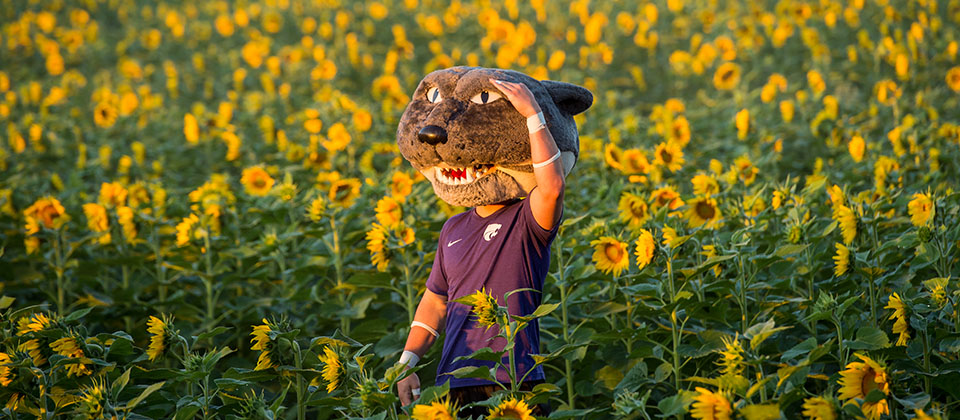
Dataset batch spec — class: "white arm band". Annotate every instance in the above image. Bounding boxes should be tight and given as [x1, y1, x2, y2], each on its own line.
[398, 350, 420, 368]
[527, 111, 547, 133]
[411, 321, 439, 338]
[532, 150, 562, 169]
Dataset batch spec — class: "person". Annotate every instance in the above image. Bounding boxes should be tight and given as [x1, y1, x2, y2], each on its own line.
[395, 78, 566, 417]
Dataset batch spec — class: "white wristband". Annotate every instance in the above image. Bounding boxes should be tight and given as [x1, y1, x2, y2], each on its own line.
[532, 150, 562, 169]
[526, 111, 547, 134]
[411, 321, 439, 338]
[398, 350, 420, 368]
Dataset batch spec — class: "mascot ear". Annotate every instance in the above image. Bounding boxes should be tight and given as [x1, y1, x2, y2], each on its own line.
[540, 80, 593, 116]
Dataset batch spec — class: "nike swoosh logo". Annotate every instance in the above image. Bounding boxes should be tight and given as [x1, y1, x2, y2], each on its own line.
[447, 239, 462, 247]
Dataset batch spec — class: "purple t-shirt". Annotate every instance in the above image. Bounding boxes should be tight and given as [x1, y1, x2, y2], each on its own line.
[426, 196, 561, 388]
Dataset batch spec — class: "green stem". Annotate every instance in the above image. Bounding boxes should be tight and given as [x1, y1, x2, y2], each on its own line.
[202, 230, 215, 332]
[507, 320, 518, 394]
[738, 254, 748, 334]
[154, 222, 166, 309]
[202, 374, 211, 420]
[295, 341, 305, 420]
[54, 229, 66, 315]
[404, 264, 415, 324]
[556, 240, 575, 408]
[922, 328, 931, 395]
[330, 215, 349, 335]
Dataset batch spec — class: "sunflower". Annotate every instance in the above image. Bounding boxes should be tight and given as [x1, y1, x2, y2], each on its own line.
[834, 205, 857, 245]
[146, 315, 175, 361]
[621, 148, 652, 175]
[17, 312, 54, 335]
[329, 178, 362, 208]
[49, 336, 93, 377]
[946, 66, 960, 92]
[365, 223, 390, 272]
[618, 192, 650, 228]
[184, 113, 200, 143]
[685, 197, 722, 229]
[241, 166, 275, 196]
[307, 196, 326, 222]
[93, 102, 117, 128]
[487, 397, 535, 420]
[690, 387, 732, 420]
[833, 243, 850, 276]
[733, 156, 758, 186]
[77, 379, 107, 418]
[848, 134, 865, 162]
[316, 346, 343, 393]
[82, 203, 111, 244]
[375, 196, 403, 229]
[700, 245, 722, 276]
[411, 394, 458, 420]
[801, 396, 836, 420]
[175, 214, 200, 247]
[716, 333, 744, 377]
[907, 192, 934, 227]
[461, 288, 500, 329]
[323, 122, 352, 152]
[713, 62, 741, 90]
[99, 182, 128, 208]
[18, 339, 47, 366]
[24, 196, 68, 229]
[837, 353, 890, 420]
[653, 141, 684, 172]
[0, 352, 14, 386]
[604, 143, 624, 170]
[735, 109, 750, 140]
[250, 319, 278, 371]
[634, 229, 655, 270]
[691, 174, 719, 196]
[390, 171, 414, 202]
[650, 186, 685, 212]
[590, 236, 630, 277]
[884, 293, 910, 346]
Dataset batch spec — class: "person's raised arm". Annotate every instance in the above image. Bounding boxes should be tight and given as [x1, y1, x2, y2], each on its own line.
[490, 79, 564, 231]
[396, 288, 447, 407]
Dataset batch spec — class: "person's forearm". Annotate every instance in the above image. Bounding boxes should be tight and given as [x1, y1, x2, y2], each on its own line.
[529, 123, 565, 197]
[401, 290, 446, 360]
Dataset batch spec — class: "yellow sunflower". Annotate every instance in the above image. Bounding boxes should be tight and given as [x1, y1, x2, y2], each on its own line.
[634, 229, 655, 270]
[590, 236, 630, 277]
[650, 186, 685, 212]
[365, 223, 390, 272]
[146, 315, 175, 361]
[308, 196, 326, 222]
[17, 312, 54, 335]
[24, 196, 68, 229]
[833, 243, 850, 276]
[487, 397, 535, 420]
[690, 387, 732, 420]
[618, 192, 650, 228]
[604, 143, 624, 171]
[329, 178, 362, 208]
[907, 192, 934, 227]
[735, 109, 750, 140]
[375, 196, 403, 229]
[733, 156, 758, 186]
[946, 66, 960, 92]
[0, 352, 14, 386]
[716, 333, 744, 377]
[461, 288, 500, 329]
[241, 166, 275, 196]
[184, 113, 200, 143]
[801, 396, 836, 420]
[390, 171, 414, 202]
[848, 134, 865, 162]
[884, 293, 910, 346]
[834, 205, 857, 245]
[653, 141, 684, 173]
[713, 62, 741, 90]
[411, 394, 458, 420]
[316, 345, 343, 393]
[685, 197, 722, 229]
[94, 102, 117, 128]
[18, 339, 47, 366]
[49, 336, 93, 377]
[250, 319, 278, 371]
[837, 353, 890, 420]
[691, 174, 719, 196]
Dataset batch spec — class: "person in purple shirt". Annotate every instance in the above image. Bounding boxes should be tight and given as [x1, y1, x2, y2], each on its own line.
[395, 79, 565, 417]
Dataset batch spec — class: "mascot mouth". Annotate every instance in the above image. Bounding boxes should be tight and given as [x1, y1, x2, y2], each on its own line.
[434, 164, 497, 186]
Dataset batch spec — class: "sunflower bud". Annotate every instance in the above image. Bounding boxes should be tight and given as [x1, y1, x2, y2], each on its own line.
[918, 226, 933, 243]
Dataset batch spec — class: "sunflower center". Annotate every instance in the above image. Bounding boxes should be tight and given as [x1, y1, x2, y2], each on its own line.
[721, 69, 733, 81]
[604, 243, 624, 262]
[253, 177, 266, 188]
[860, 369, 878, 395]
[630, 204, 646, 219]
[696, 201, 716, 219]
[660, 150, 673, 163]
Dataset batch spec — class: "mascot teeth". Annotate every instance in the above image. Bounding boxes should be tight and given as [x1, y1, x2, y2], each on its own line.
[436, 164, 495, 186]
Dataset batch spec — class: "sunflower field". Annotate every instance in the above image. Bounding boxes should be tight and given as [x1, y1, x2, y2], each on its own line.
[2, 0, 960, 418]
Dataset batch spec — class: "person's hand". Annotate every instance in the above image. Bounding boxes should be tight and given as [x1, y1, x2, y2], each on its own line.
[397, 370, 421, 407]
[489, 79, 542, 118]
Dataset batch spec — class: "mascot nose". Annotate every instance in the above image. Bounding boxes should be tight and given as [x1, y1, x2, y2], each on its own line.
[418, 125, 447, 145]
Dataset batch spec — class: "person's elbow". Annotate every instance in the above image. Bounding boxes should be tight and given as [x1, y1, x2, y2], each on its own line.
[538, 177, 565, 200]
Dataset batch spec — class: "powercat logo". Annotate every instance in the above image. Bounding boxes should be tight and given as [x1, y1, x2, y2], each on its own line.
[483, 223, 502, 241]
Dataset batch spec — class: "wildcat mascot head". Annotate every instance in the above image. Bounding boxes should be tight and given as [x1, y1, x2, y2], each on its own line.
[396, 66, 593, 207]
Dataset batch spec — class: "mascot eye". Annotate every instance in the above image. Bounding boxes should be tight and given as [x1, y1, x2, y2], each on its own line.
[426, 86, 442, 103]
[470, 90, 502, 104]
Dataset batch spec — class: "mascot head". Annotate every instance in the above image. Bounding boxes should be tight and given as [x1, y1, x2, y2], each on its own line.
[396, 66, 593, 207]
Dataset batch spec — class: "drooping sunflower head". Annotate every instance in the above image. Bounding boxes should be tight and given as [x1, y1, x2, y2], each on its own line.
[50, 335, 93, 377]
[0, 352, 15, 386]
[634, 229, 656, 270]
[690, 387, 732, 420]
[315, 345, 344, 393]
[411, 393, 459, 420]
[801, 396, 836, 420]
[146, 314, 177, 362]
[250, 318, 285, 371]
[907, 192, 935, 227]
[487, 397, 535, 420]
[17, 312, 56, 336]
[590, 236, 630, 277]
[365, 223, 391, 272]
[458, 287, 501, 330]
[838, 353, 890, 419]
[833, 242, 850, 277]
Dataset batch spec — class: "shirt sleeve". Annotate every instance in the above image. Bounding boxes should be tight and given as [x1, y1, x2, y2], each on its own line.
[425, 224, 449, 296]
[521, 193, 562, 248]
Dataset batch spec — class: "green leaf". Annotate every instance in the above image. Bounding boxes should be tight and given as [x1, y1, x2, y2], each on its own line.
[864, 389, 887, 403]
[64, 307, 93, 322]
[453, 347, 504, 363]
[774, 243, 808, 257]
[192, 326, 231, 343]
[174, 401, 202, 420]
[846, 327, 890, 350]
[0, 296, 15, 310]
[745, 319, 790, 350]
[125, 381, 166, 410]
[529, 302, 560, 319]
[781, 337, 817, 361]
[413, 382, 449, 405]
[112, 368, 131, 400]
[448, 366, 495, 381]
[657, 390, 696, 417]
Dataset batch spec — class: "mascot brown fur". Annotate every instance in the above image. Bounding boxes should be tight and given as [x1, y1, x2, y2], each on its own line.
[396, 66, 593, 207]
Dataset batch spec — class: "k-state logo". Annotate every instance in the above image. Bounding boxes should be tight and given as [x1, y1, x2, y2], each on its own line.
[483, 223, 502, 241]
